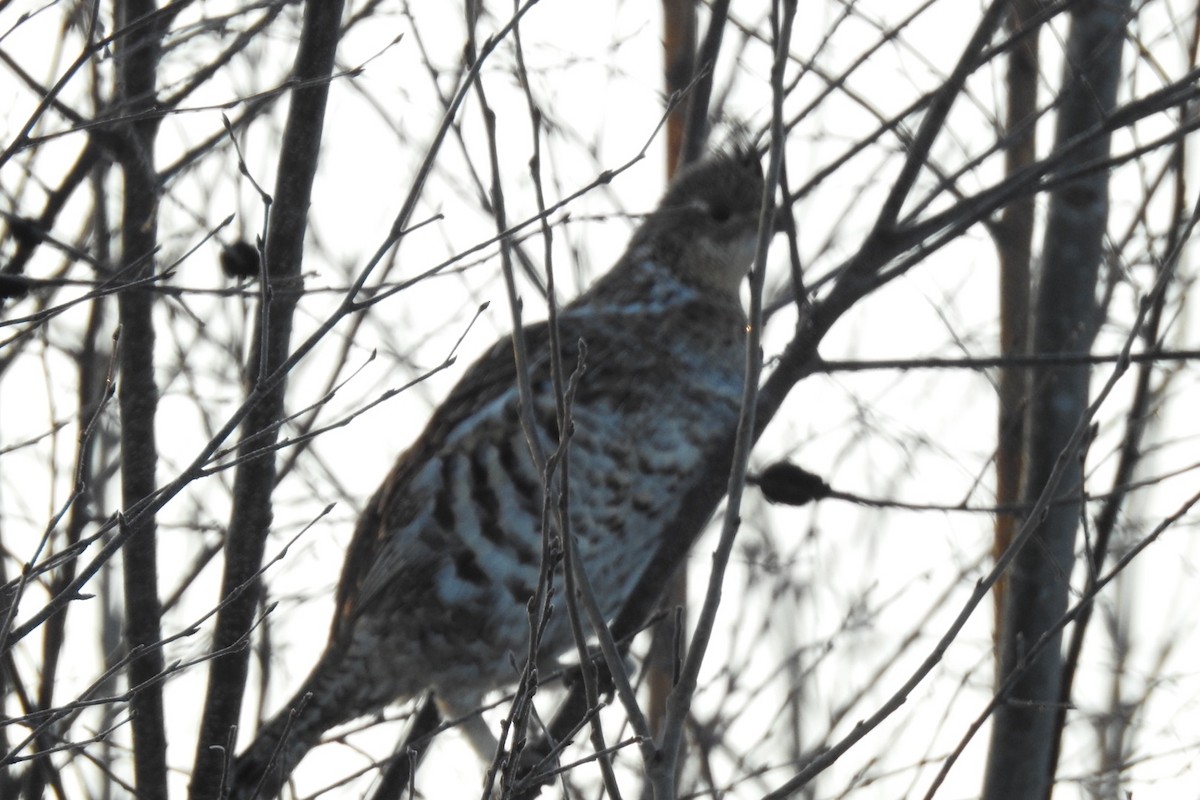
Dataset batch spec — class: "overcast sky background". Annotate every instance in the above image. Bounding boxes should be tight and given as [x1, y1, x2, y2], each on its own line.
[2, 1, 1199, 797]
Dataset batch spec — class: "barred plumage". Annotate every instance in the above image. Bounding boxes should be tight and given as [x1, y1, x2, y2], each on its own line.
[231, 150, 765, 798]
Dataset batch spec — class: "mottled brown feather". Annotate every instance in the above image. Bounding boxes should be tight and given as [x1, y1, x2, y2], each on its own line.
[231, 150, 766, 799]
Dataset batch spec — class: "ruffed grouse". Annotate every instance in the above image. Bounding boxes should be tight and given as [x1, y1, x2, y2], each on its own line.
[231, 150, 766, 797]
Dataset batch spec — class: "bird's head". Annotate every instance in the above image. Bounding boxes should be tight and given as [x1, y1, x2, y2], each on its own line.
[628, 149, 766, 298]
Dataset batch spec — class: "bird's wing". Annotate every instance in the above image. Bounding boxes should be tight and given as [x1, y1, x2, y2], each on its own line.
[328, 305, 673, 638]
[329, 327, 528, 634]
[328, 316, 609, 628]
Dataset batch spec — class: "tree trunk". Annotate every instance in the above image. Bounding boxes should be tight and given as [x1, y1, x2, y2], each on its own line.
[982, 4, 1131, 798]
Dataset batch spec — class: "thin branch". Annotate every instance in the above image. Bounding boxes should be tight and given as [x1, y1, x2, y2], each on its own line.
[653, 2, 793, 797]
[190, 3, 346, 797]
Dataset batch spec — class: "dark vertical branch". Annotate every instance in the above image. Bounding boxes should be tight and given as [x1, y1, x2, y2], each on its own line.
[654, 0, 792, 796]
[1046, 12, 1200, 788]
[663, 0, 698, 168]
[678, 0, 731, 168]
[0, 533, 12, 796]
[189, 3, 345, 799]
[113, 2, 169, 797]
[982, 4, 1132, 799]
[991, 0, 1039, 665]
[647, 0, 697, 766]
[647, 0, 734, 772]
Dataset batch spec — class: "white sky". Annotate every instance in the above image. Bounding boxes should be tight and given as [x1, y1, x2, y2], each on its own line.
[1, 1, 1198, 798]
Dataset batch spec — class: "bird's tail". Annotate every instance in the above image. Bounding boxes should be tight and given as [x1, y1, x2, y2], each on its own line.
[229, 693, 328, 800]
[228, 646, 381, 800]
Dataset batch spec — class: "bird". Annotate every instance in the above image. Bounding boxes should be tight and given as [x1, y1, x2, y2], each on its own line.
[230, 149, 766, 798]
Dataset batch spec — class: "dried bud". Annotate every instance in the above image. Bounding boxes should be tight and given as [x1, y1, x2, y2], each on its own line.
[750, 461, 832, 506]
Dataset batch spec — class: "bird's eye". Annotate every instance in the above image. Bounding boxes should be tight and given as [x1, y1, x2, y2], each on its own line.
[708, 203, 731, 222]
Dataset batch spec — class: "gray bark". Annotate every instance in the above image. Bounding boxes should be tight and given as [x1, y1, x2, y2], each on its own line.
[115, 2, 169, 796]
[982, 3, 1132, 798]
[188, 3, 345, 798]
